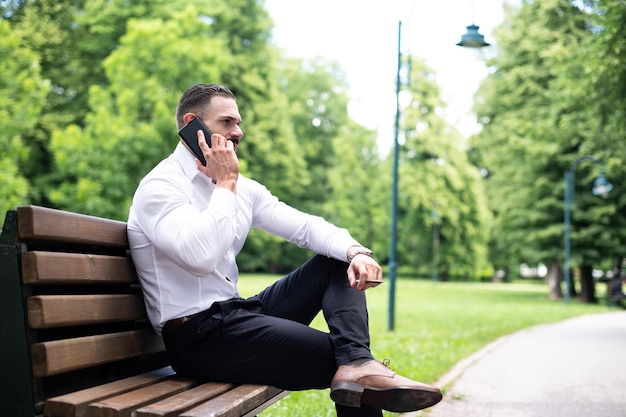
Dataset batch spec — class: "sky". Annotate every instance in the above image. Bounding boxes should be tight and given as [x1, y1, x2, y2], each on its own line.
[265, 0, 520, 154]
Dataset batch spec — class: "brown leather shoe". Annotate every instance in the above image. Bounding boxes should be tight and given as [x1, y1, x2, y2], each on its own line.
[330, 360, 443, 412]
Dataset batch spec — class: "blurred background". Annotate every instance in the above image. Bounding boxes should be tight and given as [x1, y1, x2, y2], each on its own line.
[2, 0, 625, 304]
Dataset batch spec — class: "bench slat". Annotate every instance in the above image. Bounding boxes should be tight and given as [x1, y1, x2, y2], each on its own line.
[86, 377, 199, 417]
[28, 294, 146, 329]
[18, 205, 128, 248]
[22, 251, 136, 284]
[241, 390, 290, 417]
[31, 330, 165, 377]
[44, 367, 175, 417]
[135, 382, 235, 417]
[181, 385, 285, 417]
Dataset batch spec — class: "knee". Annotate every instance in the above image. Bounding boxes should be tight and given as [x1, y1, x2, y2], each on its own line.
[310, 255, 348, 278]
[313, 254, 347, 267]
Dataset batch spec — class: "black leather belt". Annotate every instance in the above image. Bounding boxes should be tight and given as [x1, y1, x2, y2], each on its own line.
[163, 299, 251, 335]
[163, 310, 209, 334]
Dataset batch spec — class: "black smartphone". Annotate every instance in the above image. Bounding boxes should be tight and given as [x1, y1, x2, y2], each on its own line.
[178, 117, 212, 166]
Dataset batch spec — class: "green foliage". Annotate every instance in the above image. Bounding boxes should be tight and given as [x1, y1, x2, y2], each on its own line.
[11, 0, 215, 205]
[5, 0, 623, 280]
[0, 0, 27, 19]
[239, 56, 384, 273]
[0, 19, 49, 217]
[0, 0, 494, 275]
[280, 57, 351, 207]
[49, 7, 228, 219]
[472, 0, 626, 277]
[578, 0, 626, 261]
[324, 121, 387, 255]
[394, 56, 491, 279]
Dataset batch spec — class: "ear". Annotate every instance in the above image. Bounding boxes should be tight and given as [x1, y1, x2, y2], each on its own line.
[182, 112, 196, 125]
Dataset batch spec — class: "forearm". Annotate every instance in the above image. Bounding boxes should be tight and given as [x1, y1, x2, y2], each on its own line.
[257, 205, 359, 261]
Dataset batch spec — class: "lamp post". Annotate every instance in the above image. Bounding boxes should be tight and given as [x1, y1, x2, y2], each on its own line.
[563, 155, 613, 304]
[432, 206, 440, 283]
[388, 21, 402, 332]
[387, 20, 489, 331]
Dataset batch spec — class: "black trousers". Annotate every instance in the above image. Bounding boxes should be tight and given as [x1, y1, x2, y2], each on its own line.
[162, 255, 382, 417]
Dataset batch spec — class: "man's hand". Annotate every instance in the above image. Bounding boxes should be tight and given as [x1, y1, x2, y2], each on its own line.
[196, 129, 239, 193]
[347, 254, 383, 291]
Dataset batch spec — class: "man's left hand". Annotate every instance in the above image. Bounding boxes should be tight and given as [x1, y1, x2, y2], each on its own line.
[347, 255, 383, 291]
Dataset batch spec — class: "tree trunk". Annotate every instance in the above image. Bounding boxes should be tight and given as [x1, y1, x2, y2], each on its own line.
[566, 266, 578, 298]
[546, 260, 562, 300]
[579, 264, 597, 304]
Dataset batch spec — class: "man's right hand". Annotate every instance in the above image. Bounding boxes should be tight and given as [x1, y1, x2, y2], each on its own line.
[197, 129, 239, 194]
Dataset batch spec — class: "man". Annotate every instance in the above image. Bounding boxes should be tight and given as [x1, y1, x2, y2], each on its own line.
[127, 84, 442, 416]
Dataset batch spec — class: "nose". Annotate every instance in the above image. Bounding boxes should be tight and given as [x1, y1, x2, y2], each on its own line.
[231, 125, 244, 140]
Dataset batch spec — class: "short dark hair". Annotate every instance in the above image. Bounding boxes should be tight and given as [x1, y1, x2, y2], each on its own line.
[175, 84, 236, 129]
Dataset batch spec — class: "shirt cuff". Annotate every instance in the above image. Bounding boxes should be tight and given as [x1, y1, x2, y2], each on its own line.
[330, 235, 361, 262]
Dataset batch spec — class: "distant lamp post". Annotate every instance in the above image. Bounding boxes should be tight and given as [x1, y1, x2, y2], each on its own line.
[563, 155, 613, 304]
[432, 206, 440, 283]
[387, 20, 490, 331]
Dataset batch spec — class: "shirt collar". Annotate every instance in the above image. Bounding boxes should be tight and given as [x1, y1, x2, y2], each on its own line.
[174, 142, 205, 181]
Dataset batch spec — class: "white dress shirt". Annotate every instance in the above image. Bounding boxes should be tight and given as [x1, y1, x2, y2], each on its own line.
[127, 143, 360, 334]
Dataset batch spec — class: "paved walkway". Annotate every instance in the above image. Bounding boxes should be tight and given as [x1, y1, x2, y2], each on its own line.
[403, 311, 626, 417]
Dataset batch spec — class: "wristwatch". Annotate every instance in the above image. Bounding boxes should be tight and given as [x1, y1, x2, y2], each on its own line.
[348, 246, 374, 263]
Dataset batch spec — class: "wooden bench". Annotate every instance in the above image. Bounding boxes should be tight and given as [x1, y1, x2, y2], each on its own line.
[0, 205, 288, 417]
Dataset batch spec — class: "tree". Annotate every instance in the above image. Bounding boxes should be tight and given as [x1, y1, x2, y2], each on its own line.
[395, 56, 491, 279]
[0, 19, 49, 218]
[324, 122, 388, 259]
[579, 0, 626, 268]
[280, 57, 351, 213]
[49, 7, 229, 219]
[10, 0, 215, 207]
[241, 56, 378, 273]
[40, 2, 317, 272]
[473, 0, 625, 301]
[2, 0, 494, 277]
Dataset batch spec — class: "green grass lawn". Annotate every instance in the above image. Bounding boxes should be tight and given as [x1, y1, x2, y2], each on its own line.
[237, 275, 612, 417]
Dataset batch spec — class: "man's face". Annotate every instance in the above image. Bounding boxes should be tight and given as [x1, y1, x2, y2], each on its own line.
[201, 96, 243, 151]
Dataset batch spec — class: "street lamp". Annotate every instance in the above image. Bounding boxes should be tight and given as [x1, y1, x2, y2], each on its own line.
[456, 24, 490, 48]
[387, 20, 489, 331]
[563, 155, 613, 304]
